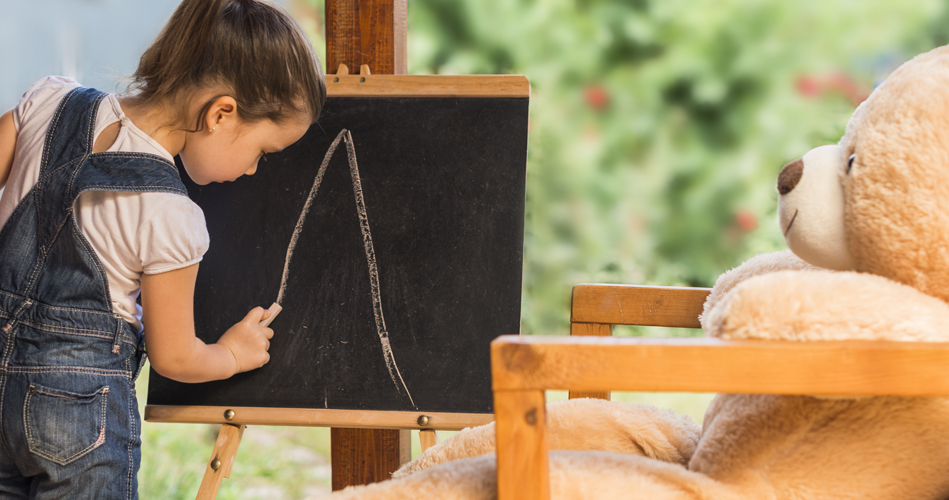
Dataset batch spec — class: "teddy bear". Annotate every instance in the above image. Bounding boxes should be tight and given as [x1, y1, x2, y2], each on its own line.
[316, 44, 949, 500]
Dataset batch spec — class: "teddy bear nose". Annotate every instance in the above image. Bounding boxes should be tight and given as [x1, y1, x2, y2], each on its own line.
[777, 158, 804, 195]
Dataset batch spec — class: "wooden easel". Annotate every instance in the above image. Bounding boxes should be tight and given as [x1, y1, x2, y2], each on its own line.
[152, 72, 528, 499]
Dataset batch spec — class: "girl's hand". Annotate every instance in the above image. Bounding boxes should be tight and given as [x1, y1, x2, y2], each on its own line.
[142, 264, 271, 383]
[216, 307, 275, 373]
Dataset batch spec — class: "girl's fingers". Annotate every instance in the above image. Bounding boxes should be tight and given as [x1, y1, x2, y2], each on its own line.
[258, 303, 282, 327]
[244, 306, 266, 323]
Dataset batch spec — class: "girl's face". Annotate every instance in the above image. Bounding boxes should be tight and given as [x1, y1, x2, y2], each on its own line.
[179, 100, 311, 185]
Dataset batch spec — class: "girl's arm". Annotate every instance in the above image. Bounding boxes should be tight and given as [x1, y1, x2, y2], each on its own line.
[141, 263, 274, 383]
[0, 109, 17, 189]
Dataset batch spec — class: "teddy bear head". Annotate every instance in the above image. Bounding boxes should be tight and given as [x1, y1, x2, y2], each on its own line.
[777, 45, 949, 304]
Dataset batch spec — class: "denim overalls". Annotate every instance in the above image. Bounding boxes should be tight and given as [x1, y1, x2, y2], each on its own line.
[0, 87, 187, 498]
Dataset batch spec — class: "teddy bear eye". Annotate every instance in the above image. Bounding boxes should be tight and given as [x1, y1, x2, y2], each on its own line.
[847, 154, 855, 174]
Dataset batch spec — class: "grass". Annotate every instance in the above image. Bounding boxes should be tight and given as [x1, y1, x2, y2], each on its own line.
[137, 366, 333, 500]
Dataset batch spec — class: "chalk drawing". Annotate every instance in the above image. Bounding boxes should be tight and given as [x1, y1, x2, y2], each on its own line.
[277, 129, 415, 408]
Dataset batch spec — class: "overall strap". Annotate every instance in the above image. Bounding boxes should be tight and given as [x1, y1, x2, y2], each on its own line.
[39, 86, 104, 177]
[33, 87, 188, 252]
[10, 86, 188, 316]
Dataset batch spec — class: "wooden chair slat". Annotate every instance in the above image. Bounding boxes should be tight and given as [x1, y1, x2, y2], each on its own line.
[568, 322, 612, 401]
[493, 335, 949, 396]
[570, 284, 710, 328]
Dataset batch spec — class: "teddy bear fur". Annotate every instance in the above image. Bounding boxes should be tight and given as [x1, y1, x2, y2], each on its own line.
[393, 398, 701, 478]
[315, 45, 949, 500]
[328, 399, 704, 500]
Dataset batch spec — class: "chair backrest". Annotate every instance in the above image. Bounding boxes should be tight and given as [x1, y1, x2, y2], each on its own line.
[567, 284, 710, 400]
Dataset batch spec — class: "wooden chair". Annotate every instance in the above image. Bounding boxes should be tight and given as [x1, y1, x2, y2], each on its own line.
[491, 283, 949, 500]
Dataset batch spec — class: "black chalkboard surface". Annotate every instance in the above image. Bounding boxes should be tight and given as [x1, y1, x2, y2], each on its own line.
[147, 81, 529, 415]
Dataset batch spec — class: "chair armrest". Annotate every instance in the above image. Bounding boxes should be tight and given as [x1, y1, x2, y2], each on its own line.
[491, 335, 949, 500]
[492, 335, 949, 396]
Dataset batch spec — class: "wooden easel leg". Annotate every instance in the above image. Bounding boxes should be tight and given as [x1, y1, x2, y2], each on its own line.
[331, 428, 410, 490]
[419, 429, 438, 452]
[325, 0, 408, 75]
[195, 424, 246, 500]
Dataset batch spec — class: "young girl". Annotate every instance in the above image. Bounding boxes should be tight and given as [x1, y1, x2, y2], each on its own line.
[0, 0, 325, 497]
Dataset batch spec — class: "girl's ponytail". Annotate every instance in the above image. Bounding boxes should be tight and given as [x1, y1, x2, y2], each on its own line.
[131, 0, 227, 101]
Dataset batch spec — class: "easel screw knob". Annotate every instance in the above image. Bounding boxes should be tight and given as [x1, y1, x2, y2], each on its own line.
[417, 415, 430, 426]
[210, 458, 222, 471]
[224, 409, 235, 421]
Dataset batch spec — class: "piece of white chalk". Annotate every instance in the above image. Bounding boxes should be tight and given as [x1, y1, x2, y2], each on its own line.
[258, 302, 282, 327]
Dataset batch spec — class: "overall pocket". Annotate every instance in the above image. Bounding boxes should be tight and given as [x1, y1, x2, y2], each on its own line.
[24, 383, 109, 465]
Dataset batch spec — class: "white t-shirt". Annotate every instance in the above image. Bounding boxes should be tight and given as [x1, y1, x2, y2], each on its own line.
[0, 76, 210, 331]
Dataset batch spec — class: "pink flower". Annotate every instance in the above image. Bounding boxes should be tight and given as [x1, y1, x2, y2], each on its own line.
[584, 85, 609, 110]
[735, 209, 758, 232]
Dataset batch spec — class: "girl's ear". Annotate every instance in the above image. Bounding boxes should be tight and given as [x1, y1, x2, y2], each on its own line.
[204, 96, 239, 132]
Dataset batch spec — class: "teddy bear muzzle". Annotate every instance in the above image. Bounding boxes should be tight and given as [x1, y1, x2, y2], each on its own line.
[777, 144, 856, 271]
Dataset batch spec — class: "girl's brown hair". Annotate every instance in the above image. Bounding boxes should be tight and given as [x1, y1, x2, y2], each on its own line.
[128, 0, 326, 130]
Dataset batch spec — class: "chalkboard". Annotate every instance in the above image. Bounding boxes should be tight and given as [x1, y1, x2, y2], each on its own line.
[147, 78, 529, 415]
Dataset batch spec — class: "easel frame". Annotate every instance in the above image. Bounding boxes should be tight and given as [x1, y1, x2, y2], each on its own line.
[145, 405, 495, 430]
[144, 406, 495, 500]
[143, 73, 529, 498]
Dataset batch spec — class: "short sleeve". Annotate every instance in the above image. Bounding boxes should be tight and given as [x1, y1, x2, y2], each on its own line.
[13, 76, 80, 132]
[138, 193, 210, 274]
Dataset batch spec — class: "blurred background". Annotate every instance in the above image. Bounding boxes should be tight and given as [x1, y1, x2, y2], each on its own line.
[3, 0, 949, 497]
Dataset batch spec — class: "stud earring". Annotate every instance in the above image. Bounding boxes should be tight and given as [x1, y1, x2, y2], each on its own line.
[208, 125, 217, 133]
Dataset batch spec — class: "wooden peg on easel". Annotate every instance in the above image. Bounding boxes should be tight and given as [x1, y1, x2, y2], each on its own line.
[195, 423, 246, 500]
[359, 64, 371, 76]
[336, 63, 350, 75]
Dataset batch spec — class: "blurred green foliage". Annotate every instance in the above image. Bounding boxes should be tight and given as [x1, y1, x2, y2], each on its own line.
[293, 0, 949, 337]
[402, 0, 949, 336]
